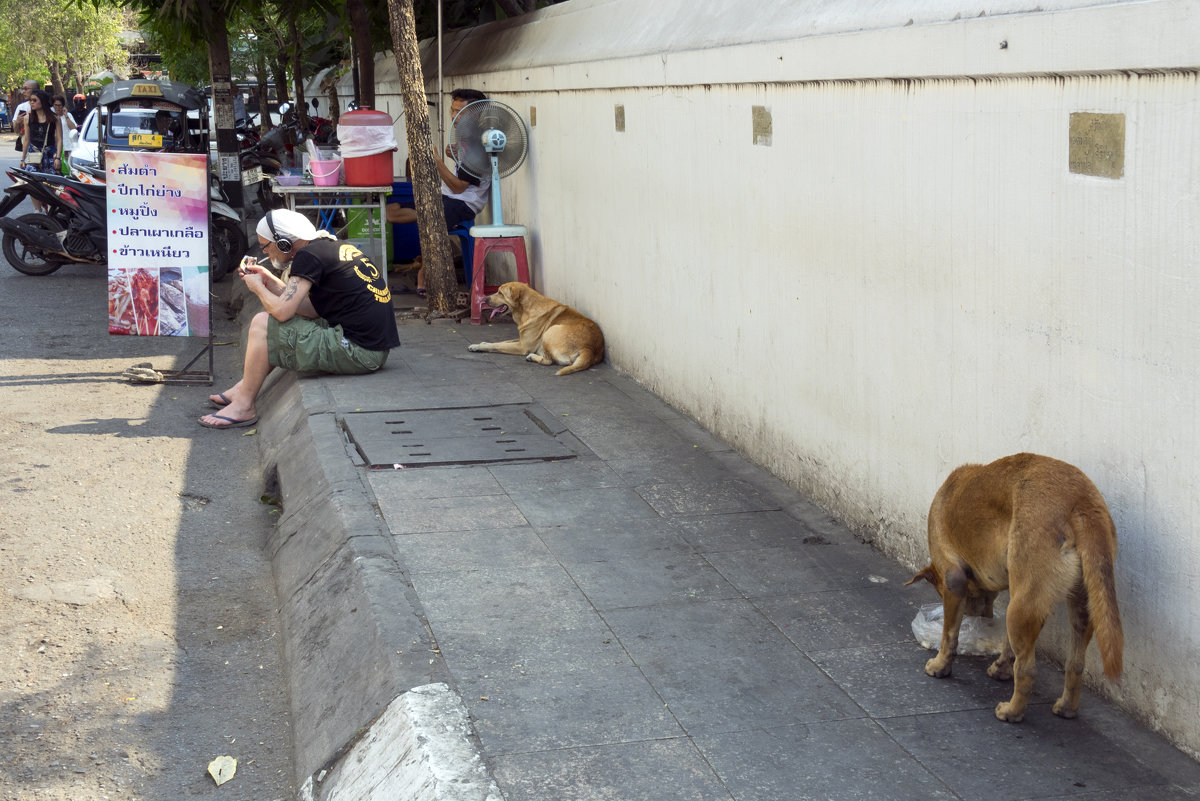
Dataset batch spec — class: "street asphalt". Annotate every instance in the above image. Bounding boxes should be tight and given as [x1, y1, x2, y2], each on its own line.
[225, 282, 1200, 801]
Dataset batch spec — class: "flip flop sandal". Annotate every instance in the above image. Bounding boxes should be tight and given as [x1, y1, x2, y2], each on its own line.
[209, 392, 232, 409]
[199, 413, 259, 430]
[416, 288, 427, 297]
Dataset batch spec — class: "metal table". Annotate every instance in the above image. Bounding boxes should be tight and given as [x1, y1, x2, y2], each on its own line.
[270, 180, 393, 280]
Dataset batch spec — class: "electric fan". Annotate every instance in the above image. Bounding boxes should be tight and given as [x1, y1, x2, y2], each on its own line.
[448, 100, 529, 228]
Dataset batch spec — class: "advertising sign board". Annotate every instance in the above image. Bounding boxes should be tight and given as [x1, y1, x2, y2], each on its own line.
[105, 150, 210, 337]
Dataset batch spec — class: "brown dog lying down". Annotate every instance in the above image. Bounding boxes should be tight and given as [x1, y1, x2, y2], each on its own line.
[467, 282, 604, 375]
[907, 452, 1123, 722]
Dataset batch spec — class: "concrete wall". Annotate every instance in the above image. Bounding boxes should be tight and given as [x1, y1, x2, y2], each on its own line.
[335, 0, 1200, 758]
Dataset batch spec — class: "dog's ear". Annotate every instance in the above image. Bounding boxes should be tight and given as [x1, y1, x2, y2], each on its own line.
[905, 565, 939, 588]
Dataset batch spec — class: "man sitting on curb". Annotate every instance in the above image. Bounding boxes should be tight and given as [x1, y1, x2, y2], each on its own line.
[200, 209, 400, 430]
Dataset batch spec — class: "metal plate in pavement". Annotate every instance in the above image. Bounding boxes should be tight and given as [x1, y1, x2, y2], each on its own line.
[344, 404, 576, 467]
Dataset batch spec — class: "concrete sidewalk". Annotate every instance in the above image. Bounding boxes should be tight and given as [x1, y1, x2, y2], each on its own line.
[249, 292, 1200, 801]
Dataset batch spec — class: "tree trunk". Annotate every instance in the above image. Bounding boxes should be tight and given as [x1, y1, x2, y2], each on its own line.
[289, 17, 308, 134]
[204, 5, 245, 210]
[61, 40, 76, 94]
[255, 51, 270, 133]
[46, 62, 63, 97]
[272, 55, 290, 105]
[495, 0, 526, 18]
[324, 77, 340, 127]
[386, 0, 454, 315]
[348, 0, 374, 109]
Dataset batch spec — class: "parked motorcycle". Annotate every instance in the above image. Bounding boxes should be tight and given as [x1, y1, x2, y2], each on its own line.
[281, 101, 336, 147]
[0, 165, 247, 280]
[0, 79, 250, 280]
[235, 116, 261, 149]
[263, 102, 337, 170]
[240, 140, 284, 213]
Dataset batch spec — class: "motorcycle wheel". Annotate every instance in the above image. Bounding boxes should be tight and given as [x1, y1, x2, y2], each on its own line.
[209, 217, 247, 282]
[2, 213, 66, 276]
[256, 179, 279, 214]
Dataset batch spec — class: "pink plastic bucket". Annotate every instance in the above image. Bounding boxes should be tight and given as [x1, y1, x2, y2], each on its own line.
[311, 159, 341, 186]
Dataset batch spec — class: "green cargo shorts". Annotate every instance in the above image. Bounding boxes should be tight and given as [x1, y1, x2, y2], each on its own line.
[267, 316, 389, 375]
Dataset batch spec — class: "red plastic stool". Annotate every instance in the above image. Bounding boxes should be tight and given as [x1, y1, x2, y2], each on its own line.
[469, 224, 530, 325]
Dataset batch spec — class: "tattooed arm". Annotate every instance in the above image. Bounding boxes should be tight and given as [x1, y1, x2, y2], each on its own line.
[250, 274, 315, 321]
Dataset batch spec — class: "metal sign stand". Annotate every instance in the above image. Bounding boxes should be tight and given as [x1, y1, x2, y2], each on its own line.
[122, 265, 215, 385]
[156, 266, 217, 385]
[162, 337, 214, 385]
[122, 339, 214, 385]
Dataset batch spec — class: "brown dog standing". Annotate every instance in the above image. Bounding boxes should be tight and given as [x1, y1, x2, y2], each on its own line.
[467, 282, 604, 375]
[907, 453, 1123, 722]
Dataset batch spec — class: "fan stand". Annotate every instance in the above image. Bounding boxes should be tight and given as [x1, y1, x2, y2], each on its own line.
[468, 153, 524, 240]
[473, 153, 509, 229]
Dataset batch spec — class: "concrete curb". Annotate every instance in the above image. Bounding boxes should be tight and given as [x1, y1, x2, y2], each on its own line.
[257, 372, 448, 784]
[233, 293, 497, 797]
[299, 683, 503, 801]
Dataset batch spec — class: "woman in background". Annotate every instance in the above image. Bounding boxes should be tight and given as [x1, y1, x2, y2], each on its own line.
[20, 90, 61, 211]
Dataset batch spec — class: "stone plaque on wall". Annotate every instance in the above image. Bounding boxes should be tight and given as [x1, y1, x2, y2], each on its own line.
[1069, 112, 1125, 179]
[752, 105, 772, 146]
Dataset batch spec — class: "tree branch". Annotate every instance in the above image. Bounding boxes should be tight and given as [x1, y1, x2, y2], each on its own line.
[493, 0, 525, 19]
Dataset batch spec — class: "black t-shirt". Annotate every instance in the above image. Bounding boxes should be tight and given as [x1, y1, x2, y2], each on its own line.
[25, 115, 52, 152]
[288, 238, 400, 351]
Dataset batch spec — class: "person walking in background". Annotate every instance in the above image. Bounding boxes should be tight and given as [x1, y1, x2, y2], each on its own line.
[12, 79, 39, 152]
[19, 90, 61, 212]
[70, 94, 87, 125]
[52, 94, 77, 174]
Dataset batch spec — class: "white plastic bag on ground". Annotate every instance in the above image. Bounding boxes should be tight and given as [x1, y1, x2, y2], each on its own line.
[911, 603, 1006, 656]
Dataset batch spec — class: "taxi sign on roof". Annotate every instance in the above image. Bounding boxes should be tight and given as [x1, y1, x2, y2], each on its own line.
[97, 80, 205, 111]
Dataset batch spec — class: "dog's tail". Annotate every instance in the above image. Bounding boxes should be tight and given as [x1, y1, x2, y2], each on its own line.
[555, 347, 602, 376]
[1077, 505, 1124, 680]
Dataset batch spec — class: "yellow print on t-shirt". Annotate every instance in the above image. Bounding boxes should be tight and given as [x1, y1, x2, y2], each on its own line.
[341, 243, 391, 302]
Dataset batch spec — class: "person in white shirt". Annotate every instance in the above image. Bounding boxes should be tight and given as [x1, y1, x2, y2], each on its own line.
[12, 79, 39, 146]
[51, 94, 77, 170]
[386, 88, 491, 296]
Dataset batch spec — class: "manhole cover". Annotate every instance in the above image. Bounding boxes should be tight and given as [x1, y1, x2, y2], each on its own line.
[345, 404, 577, 468]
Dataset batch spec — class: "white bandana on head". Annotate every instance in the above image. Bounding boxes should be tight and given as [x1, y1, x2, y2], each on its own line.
[255, 209, 336, 248]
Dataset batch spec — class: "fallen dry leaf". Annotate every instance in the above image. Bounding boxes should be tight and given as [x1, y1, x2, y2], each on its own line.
[207, 755, 237, 786]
